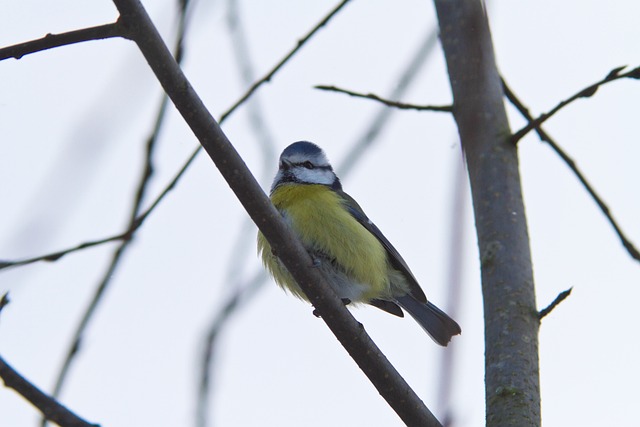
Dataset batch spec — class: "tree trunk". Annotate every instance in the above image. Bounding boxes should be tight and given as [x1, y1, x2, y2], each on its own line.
[431, 1, 541, 425]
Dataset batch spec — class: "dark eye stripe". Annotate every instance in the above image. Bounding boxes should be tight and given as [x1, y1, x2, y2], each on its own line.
[295, 162, 332, 171]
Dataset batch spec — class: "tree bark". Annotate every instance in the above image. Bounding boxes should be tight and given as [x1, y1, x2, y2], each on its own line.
[431, 1, 541, 426]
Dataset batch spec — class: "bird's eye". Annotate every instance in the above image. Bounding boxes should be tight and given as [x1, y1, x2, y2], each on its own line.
[302, 161, 315, 169]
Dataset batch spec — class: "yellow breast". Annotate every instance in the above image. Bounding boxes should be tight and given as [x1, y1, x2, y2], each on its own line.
[257, 184, 390, 301]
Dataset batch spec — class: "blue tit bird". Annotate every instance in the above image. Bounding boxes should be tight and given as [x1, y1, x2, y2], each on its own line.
[257, 141, 461, 346]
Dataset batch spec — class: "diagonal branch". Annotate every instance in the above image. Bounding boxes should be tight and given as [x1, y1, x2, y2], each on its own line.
[111, 0, 441, 425]
[511, 65, 640, 144]
[502, 78, 640, 262]
[45, 2, 195, 416]
[337, 27, 439, 176]
[197, 270, 266, 427]
[315, 84, 452, 112]
[0, 0, 351, 273]
[201, 20, 447, 427]
[0, 144, 201, 272]
[0, 355, 98, 427]
[219, 0, 352, 123]
[0, 22, 125, 61]
[196, 0, 280, 424]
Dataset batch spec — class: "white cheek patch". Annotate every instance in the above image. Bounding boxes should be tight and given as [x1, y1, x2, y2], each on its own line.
[294, 167, 335, 185]
[270, 166, 336, 191]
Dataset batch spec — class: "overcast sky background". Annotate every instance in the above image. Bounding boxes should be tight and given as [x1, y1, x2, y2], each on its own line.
[1, 1, 639, 426]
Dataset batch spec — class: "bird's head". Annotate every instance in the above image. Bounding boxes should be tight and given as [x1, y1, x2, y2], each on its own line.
[271, 141, 342, 192]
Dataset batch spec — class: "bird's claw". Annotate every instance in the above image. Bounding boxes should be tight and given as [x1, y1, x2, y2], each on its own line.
[312, 298, 351, 318]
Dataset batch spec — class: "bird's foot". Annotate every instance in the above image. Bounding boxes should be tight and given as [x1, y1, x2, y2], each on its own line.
[312, 298, 352, 318]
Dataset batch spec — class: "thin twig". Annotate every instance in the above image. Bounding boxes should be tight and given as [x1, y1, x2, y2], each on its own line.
[43, 142, 199, 426]
[0, 355, 98, 427]
[337, 27, 439, 176]
[538, 288, 573, 320]
[315, 85, 452, 112]
[197, 270, 266, 427]
[46, 243, 129, 417]
[502, 78, 640, 262]
[511, 65, 640, 144]
[0, 232, 129, 271]
[195, 0, 278, 424]
[219, 0, 353, 123]
[225, 0, 277, 175]
[0, 145, 200, 272]
[45, 2, 195, 417]
[0, 22, 125, 61]
[0, 0, 350, 273]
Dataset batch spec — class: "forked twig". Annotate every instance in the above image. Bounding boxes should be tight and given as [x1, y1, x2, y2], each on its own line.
[503, 77, 640, 262]
[511, 65, 640, 144]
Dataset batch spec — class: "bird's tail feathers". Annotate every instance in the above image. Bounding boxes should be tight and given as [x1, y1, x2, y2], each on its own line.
[395, 294, 461, 346]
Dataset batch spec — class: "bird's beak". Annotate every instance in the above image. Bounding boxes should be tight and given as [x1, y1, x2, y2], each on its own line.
[280, 159, 293, 171]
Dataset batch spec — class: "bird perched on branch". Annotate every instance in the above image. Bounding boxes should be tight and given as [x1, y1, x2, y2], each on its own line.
[257, 141, 461, 346]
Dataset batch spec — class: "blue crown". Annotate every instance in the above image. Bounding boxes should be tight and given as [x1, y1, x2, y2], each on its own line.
[281, 141, 324, 158]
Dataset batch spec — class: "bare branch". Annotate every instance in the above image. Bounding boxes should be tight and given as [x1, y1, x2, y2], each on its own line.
[0, 145, 200, 272]
[197, 270, 266, 427]
[219, 0, 353, 123]
[1, 0, 349, 273]
[111, 0, 442, 424]
[196, 0, 279, 423]
[45, 3, 195, 416]
[0, 355, 98, 427]
[315, 84, 452, 112]
[225, 0, 277, 174]
[47, 245, 129, 416]
[511, 65, 640, 144]
[337, 27, 439, 176]
[0, 233, 128, 271]
[502, 78, 640, 262]
[538, 288, 573, 320]
[0, 22, 125, 61]
[40, 130, 199, 426]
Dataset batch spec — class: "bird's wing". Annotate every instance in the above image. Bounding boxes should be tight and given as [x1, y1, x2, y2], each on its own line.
[337, 190, 428, 303]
